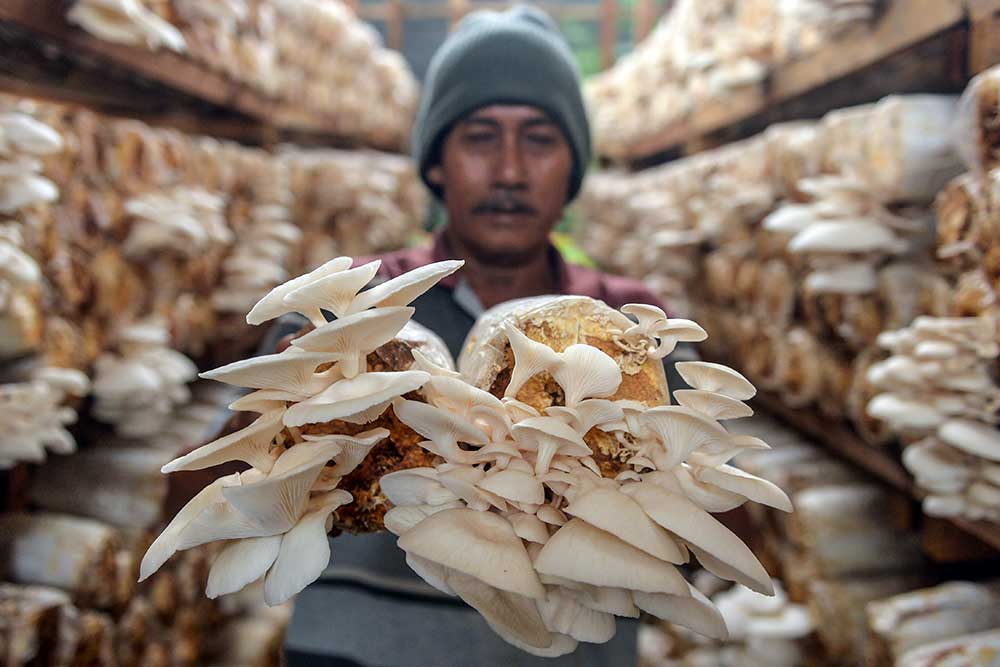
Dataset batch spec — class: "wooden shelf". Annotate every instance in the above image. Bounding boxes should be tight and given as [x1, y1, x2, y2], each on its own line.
[752, 392, 1000, 554]
[615, 0, 970, 166]
[0, 0, 402, 151]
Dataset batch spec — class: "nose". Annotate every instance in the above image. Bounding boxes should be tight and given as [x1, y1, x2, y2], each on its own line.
[494, 133, 527, 189]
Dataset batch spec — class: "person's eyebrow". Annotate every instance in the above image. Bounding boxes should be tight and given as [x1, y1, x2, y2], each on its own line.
[459, 116, 501, 129]
[522, 117, 558, 129]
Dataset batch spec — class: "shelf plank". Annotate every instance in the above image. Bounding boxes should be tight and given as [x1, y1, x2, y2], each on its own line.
[617, 0, 968, 164]
[752, 392, 1000, 554]
[0, 0, 394, 149]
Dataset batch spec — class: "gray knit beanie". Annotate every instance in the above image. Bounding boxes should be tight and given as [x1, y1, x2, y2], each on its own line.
[412, 5, 591, 202]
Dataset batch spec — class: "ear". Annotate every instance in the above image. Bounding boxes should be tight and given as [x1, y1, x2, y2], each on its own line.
[426, 164, 445, 188]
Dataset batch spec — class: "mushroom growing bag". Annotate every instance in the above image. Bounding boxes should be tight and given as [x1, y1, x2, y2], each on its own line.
[389, 294, 793, 656]
[142, 259, 791, 656]
[140, 257, 462, 605]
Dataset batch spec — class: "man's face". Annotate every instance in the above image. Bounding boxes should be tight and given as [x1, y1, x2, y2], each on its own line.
[427, 104, 573, 265]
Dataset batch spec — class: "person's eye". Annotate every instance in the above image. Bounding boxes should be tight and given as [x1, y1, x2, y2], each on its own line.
[464, 132, 495, 144]
[526, 133, 557, 147]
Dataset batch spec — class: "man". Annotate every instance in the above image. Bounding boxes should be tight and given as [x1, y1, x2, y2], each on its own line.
[353, 4, 667, 359]
[280, 7, 671, 666]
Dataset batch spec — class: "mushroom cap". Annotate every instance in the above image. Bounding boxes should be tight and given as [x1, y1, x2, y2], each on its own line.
[246, 256, 352, 325]
[220, 455, 328, 536]
[228, 388, 303, 413]
[0, 113, 64, 155]
[789, 220, 906, 254]
[263, 490, 353, 606]
[673, 390, 753, 420]
[675, 362, 756, 400]
[534, 518, 688, 595]
[805, 262, 879, 295]
[694, 464, 793, 512]
[205, 534, 282, 599]
[139, 472, 240, 581]
[479, 468, 545, 504]
[423, 375, 505, 417]
[545, 399, 624, 435]
[502, 323, 561, 399]
[563, 486, 686, 563]
[349, 259, 464, 312]
[392, 396, 490, 457]
[446, 571, 554, 650]
[282, 260, 382, 318]
[200, 347, 339, 394]
[0, 241, 41, 285]
[290, 306, 413, 355]
[633, 585, 728, 640]
[867, 394, 944, 431]
[938, 419, 1000, 462]
[508, 512, 551, 544]
[512, 417, 589, 452]
[383, 502, 465, 536]
[397, 508, 546, 600]
[762, 204, 819, 234]
[640, 406, 731, 470]
[437, 465, 500, 510]
[162, 409, 284, 473]
[538, 587, 616, 643]
[551, 344, 622, 406]
[623, 482, 773, 595]
[379, 467, 460, 506]
[283, 370, 429, 427]
[301, 427, 389, 477]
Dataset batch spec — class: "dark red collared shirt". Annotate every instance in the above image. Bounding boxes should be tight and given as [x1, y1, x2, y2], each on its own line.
[361, 232, 669, 359]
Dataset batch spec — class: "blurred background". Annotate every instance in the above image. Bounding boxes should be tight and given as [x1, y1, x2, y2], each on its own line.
[0, 1, 999, 665]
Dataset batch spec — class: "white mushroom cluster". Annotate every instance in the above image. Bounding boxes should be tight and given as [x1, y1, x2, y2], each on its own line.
[707, 582, 813, 667]
[122, 187, 232, 259]
[0, 220, 43, 360]
[866, 316, 1000, 522]
[766, 174, 932, 300]
[140, 257, 463, 606]
[576, 94, 963, 432]
[893, 629, 1000, 667]
[283, 148, 428, 263]
[0, 113, 61, 215]
[0, 366, 90, 468]
[574, 138, 776, 316]
[383, 302, 791, 656]
[67, 0, 187, 52]
[953, 63, 1000, 175]
[211, 184, 300, 316]
[91, 319, 199, 438]
[167, 0, 418, 148]
[587, 0, 879, 160]
[866, 581, 1000, 666]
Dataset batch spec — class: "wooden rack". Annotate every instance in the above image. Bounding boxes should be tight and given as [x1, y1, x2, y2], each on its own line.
[753, 392, 1000, 556]
[613, 0, 1000, 168]
[0, 0, 400, 150]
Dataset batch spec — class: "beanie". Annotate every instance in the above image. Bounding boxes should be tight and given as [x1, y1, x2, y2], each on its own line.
[412, 5, 592, 202]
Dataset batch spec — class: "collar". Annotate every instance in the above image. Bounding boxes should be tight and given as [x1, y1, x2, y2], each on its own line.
[430, 229, 570, 292]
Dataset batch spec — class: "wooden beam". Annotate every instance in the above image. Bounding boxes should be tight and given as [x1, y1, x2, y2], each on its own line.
[360, 1, 601, 23]
[968, 0, 1000, 74]
[634, 0, 656, 44]
[922, 517, 999, 563]
[599, 0, 618, 70]
[387, 0, 405, 51]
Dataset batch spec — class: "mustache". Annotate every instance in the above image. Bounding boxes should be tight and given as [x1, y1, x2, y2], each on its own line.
[473, 195, 537, 216]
